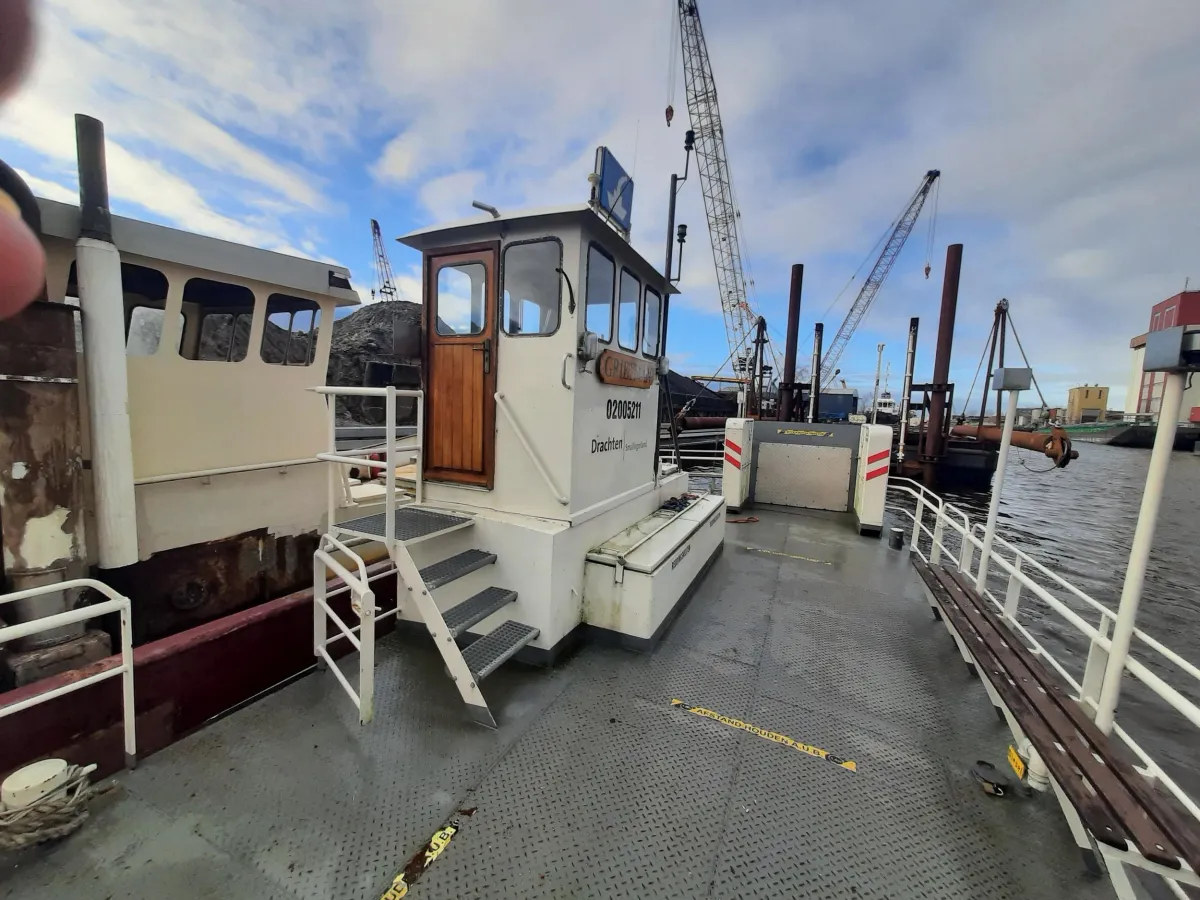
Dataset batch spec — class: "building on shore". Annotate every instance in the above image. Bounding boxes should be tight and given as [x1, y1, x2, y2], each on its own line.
[1125, 290, 1200, 423]
[1065, 385, 1109, 423]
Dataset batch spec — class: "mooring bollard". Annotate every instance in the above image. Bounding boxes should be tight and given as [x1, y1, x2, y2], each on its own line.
[888, 527, 905, 551]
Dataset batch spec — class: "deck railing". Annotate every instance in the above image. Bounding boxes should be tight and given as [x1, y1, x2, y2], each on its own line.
[887, 477, 1200, 896]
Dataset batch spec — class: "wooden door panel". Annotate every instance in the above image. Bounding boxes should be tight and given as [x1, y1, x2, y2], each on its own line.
[424, 244, 498, 488]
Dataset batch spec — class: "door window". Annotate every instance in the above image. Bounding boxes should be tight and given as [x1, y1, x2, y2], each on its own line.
[617, 268, 640, 351]
[585, 243, 615, 342]
[435, 263, 487, 335]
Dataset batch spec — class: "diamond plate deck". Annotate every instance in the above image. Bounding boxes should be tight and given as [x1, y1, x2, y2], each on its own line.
[2, 509, 1116, 900]
[337, 506, 472, 542]
[443, 587, 517, 638]
[419, 549, 496, 588]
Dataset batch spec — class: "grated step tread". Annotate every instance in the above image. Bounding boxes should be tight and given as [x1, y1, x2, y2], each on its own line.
[339, 506, 472, 543]
[462, 621, 539, 681]
[419, 549, 496, 589]
[443, 587, 518, 638]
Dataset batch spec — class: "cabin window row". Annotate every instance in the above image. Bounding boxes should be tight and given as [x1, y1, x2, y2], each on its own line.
[67, 261, 322, 366]
[585, 243, 661, 358]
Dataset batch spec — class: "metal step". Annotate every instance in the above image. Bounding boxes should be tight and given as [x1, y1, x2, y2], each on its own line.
[419, 549, 497, 589]
[443, 587, 518, 638]
[462, 621, 539, 681]
[338, 507, 473, 545]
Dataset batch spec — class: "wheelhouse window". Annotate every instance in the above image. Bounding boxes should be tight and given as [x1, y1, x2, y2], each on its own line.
[178, 278, 255, 362]
[617, 268, 640, 351]
[585, 243, 614, 342]
[642, 286, 662, 357]
[502, 239, 561, 336]
[435, 263, 487, 336]
[262, 294, 321, 366]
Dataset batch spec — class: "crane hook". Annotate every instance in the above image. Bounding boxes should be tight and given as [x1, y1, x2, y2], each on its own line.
[924, 263, 931, 279]
[665, 105, 674, 127]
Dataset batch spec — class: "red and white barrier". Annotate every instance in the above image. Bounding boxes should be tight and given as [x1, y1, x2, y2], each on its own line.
[722, 418, 754, 511]
[854, 424, 892, 536]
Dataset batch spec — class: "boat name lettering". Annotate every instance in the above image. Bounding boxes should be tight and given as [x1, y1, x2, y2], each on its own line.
[596, 349, 656, 389]
[606, 399, 643, 420]
[671, 544, 691, 570]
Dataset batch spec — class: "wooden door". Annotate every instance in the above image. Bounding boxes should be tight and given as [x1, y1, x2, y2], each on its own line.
[424, 244, 499, 488]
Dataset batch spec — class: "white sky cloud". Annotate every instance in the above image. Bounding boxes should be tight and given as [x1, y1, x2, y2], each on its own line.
[2, 0, 1197, 406]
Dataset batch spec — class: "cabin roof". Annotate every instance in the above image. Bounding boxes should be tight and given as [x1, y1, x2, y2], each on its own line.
[36, 198, 360, 306]
[397, 202, 679, 295]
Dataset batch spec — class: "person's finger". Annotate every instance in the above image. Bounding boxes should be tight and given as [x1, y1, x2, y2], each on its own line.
[0, 195, 45, 317]
[0, 0, 35, 100]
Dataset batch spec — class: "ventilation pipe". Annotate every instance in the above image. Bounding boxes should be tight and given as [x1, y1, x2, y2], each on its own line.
[776, 264, 803, 421]
[807, 324, 823, 423]
[74, 114, 138, 568]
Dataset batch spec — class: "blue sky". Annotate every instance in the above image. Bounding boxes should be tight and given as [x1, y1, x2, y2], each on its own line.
[3, 0, 1198, 409]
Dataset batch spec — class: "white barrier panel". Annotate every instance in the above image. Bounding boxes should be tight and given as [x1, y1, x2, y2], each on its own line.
[853, 424, 892, 536]
[722, 419, 754, 511]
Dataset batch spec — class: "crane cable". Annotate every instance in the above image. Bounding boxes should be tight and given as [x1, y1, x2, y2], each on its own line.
[923, 176, 941, 278]
[665, 3, 680, 124]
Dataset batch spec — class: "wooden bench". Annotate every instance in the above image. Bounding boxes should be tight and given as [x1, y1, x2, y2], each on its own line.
[912, 557, 1200, 895]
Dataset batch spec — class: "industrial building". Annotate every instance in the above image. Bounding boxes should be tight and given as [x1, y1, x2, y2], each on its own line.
[1065, 385, 1109, 423]
[1125, 290, 1200, 422]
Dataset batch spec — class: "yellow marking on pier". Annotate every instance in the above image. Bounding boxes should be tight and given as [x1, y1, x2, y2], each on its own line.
[670, 699, 857, 772]
[747, 547, 831, 566]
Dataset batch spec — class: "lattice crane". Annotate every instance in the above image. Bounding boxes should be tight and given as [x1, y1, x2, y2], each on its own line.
[820, 170, 940, 382]
[671, 0, 770, 373]
[370, 218, 397, 302]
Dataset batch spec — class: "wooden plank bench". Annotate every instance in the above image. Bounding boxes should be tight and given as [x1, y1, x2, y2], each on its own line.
[912, 557, 1200, 895]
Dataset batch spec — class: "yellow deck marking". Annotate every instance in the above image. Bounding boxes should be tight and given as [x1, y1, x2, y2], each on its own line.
[1007, 744, 1026, 781]
[671, 700, 857, 772]
[777, 428, 833, 437]
[747, 547, 831, 566]
[379, 823, 458, 899]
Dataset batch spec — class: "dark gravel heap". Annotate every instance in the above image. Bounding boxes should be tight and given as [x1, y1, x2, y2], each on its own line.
[326, 301, 422, 423]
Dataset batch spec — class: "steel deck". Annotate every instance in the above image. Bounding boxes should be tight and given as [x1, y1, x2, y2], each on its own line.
[1, 509, 1113, 899]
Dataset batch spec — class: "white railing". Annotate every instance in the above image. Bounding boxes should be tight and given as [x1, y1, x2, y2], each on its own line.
[887, 477, 1200, 867]
[0, 579, 137, 767]
[658, 446, 725, 471]
[312, 534, 379, 724]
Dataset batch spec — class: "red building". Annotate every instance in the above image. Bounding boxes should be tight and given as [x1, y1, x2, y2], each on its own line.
[1127, 290, 1200, 419]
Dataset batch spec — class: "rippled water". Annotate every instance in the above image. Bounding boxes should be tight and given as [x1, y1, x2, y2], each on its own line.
[887, 442, 1200, 798]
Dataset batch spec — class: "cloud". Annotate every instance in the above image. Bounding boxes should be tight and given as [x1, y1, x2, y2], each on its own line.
[13, 168, 74, 204]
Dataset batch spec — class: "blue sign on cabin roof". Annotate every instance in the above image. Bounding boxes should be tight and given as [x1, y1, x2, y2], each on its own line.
[592, 146, 634, 234]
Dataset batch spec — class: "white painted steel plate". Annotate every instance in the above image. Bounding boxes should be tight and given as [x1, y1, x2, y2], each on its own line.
[754, 444, 852, 511]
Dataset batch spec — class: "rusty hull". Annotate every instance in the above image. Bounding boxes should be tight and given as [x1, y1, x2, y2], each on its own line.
[0, 300, 84, 579]
[949, 424, 1079, 467]
[102, 528, 321, 644]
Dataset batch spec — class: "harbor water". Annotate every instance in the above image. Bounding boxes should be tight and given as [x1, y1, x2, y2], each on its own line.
[888, 442, 1200, 800]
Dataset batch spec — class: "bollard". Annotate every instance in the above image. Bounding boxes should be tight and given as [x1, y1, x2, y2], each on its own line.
[888, 527, 905, 551]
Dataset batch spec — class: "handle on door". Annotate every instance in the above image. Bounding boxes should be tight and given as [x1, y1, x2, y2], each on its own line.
[473, 337, 492, 374]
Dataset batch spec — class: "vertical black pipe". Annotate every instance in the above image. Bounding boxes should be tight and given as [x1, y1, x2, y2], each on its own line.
[808, 323, 823, 423]
[897, 317, 919, 461]
[75, 115, 112, 242]
[777, 264, 803, 421]
[922, 244, 962, 467]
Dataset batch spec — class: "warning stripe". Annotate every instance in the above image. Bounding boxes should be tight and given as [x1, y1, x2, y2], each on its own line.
[865, 464, 889, 481]
[724, 452, 741, 469]
[867, 448, 890, 464]
[724, 438, 742, 455]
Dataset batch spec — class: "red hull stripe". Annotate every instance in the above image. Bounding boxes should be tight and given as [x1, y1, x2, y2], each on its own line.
[867, 449, 890, 465]
[724, 453, 742, 469]
[724, 439, 742, 455]
[865, 464, 890, 481]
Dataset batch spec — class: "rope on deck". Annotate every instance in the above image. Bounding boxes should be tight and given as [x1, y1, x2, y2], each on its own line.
[0, 765, 102, 850]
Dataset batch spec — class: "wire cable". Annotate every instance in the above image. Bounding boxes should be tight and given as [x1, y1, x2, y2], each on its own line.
[1006, 314, 1049, 409]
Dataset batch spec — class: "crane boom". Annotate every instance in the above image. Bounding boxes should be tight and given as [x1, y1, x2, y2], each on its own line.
[370, 218, 397, 301]
[820, 169, 940, 382]
[676, 0, 759, 369]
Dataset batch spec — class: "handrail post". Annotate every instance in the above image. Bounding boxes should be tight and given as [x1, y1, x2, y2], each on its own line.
[976, 386, 1021, 592]
[326, 395, 336, 532]
[1003, 556, 1023, 620]
[911, 494, 926, 554]
[1095, 371, 1186, 734]
[959, 532, 974, 576]
[119, 599, 136, 768]
[1080, 614, 1112, 717]
[416, 391, 424, 506]
[384, 386, 396, 549]
[930, 513, 945, 565]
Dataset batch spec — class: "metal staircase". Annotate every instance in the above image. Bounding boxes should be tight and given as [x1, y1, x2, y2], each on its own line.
[310, 386, 539, 727]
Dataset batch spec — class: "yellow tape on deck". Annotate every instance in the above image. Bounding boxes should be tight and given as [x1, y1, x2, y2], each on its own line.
[380, 823, 458, 899]
[670, 700, 857, 773]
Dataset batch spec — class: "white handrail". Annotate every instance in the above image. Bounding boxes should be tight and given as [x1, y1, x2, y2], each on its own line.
[134, 457, 319, 485]
[495, 391, 568, 505]
[0, 578, 137, 767]
[886, 480, 1200, 838]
